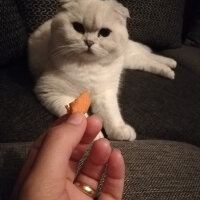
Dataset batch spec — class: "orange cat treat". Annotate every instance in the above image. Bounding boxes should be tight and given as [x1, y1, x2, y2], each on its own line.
[65, 91, 91, 114]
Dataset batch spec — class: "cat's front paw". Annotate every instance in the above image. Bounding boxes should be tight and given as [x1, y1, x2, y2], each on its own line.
[106, 124, 136, 141]
[169, 59, 177, 69]
[165, 58, 177, 69]
[161, 67, 175, 80]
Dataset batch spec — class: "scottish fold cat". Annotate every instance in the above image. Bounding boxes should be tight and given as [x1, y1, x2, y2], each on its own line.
[29, 0, 176, 141]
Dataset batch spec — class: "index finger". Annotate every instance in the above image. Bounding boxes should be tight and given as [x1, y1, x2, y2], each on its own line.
[67, 115, 103, 181]
[28, 113, 87, 182]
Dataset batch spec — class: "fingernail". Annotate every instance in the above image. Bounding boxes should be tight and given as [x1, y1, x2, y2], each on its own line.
[113, 148, 122, 155]
[67, 113, 84, 125]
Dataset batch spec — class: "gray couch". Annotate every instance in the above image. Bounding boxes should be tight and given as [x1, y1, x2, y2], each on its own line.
[0, 0, 200, 199]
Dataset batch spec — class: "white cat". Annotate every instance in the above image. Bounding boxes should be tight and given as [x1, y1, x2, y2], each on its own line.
[29, 0, 176, 141]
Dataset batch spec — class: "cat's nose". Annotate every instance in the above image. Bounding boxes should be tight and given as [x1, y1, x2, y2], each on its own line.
[84, 40, 94, 48]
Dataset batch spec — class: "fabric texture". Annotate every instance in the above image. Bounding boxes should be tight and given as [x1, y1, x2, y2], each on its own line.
[15, 0, 60, 33]
[119, 0, 185, 50]
[0, 0, 27, 67]
[0, 142, 31, 200]
[184, 0, 200, 47]
[0, 141, 200, 200]
[112, 140, 200, 200]
[0, 62, 55, 143]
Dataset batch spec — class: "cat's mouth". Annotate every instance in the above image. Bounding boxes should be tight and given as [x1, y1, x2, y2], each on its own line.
[84, 48, 94, 55]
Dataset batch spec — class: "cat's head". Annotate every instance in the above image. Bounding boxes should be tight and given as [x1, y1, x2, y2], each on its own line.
[51, 0, 130, 63]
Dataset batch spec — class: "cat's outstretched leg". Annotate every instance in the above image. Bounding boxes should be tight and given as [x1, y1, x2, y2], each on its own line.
[91, 90, 136, 141]
[35, 80, 105, 139]
[34, 78, 75, 116]
[148, 54, 177, 69]
[125, 53, 176, 79]
[35, 91, 75, 117]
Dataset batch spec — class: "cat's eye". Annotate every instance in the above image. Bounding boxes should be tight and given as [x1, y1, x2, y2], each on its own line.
[98, 28, 111, 37]
[72, 22, 85, 34]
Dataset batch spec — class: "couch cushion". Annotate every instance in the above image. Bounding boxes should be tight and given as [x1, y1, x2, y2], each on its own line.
[120, 65, 200, 147]
[1, 61, 200, 146]
[119, 0, 186, 50]
[15, 0, 59, 33]
[184, 0, 200, 47]
[0, 62, 55, 143]
[113, 140, 200, 199]
[160, 45, 200, 75]
[0, 142, 31, 200]
[0, 0, 27, 67]
[0, 141, 200, 200]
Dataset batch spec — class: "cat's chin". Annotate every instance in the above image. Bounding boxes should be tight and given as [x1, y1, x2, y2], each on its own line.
[77, 49, 101, 62]
[80, 52, 99, 62]
[84, 49, 94, 55]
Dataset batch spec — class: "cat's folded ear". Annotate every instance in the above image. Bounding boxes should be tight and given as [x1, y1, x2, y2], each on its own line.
[59, 0, 79, 11]
[110, 0, 130, 24]
[112, 0, 130, 18]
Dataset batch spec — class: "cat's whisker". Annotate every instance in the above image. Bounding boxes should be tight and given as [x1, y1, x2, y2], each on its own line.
[51, 45, 86, 59]
[51, 46, 68, 54]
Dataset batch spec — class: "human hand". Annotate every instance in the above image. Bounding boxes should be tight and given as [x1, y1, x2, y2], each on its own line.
[12, 113, 125, 200]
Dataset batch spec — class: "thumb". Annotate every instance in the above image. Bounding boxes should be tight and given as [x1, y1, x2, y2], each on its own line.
[29, 113, 87, 181]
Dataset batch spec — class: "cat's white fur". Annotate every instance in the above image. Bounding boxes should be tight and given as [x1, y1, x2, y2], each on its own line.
[29, 0, 176, 141]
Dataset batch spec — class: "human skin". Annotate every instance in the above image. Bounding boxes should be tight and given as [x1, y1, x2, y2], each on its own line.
[12, 113, 125, 200]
